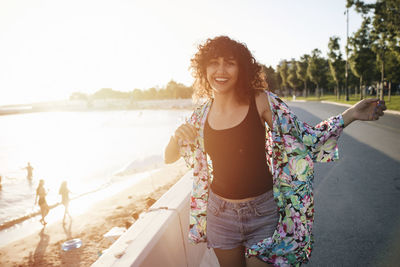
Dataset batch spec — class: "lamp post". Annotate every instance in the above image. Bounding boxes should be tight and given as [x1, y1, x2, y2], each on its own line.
[345, 8, 350, 101]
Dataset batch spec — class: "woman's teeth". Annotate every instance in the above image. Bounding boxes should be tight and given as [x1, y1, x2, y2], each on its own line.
[215, 78, 228, 82]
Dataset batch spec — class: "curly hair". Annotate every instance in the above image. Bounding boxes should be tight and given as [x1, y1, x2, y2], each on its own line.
[190, 36, 267, 103]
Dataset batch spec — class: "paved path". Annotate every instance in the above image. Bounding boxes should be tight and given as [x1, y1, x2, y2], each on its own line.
[287, 101, 400, 266]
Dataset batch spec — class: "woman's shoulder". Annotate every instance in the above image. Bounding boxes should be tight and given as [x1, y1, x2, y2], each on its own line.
[254, 90, 270, 111]
[255, 90, 269, 101]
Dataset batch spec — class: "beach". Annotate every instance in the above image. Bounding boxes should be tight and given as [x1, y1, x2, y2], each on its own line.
[0, 104, 193, 227]
[0, 159, 189, 266]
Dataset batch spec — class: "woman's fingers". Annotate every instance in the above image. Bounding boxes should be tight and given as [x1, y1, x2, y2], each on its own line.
[174, 123, 197, 143]
[353, 98, 387, 122]
[373, 100, 386, 119]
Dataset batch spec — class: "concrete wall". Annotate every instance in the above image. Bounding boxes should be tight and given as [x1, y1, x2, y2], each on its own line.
[92, 171, 218, 267]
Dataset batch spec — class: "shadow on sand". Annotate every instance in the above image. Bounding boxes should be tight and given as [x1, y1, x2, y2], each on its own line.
[28, 227, 49, 266]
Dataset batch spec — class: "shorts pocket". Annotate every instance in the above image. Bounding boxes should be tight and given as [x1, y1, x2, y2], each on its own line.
[207, 200, 220, 216]
[253, 199, 277, 217]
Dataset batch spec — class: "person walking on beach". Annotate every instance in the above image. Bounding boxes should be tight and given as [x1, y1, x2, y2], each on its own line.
[35, 179, 50, 225]
[23, 162, 34, 180]
[164, 36, 386, 267]
[59, 180, 72, 222]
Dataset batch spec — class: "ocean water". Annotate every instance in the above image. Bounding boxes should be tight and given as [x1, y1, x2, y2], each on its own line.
[0, 109, 191, 226]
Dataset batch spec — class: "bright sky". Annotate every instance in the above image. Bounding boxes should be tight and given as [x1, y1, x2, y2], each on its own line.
[0, 0, 366, 105]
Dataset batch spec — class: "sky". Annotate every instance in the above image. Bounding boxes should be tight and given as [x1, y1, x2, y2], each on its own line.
[0, 0, 367, 106]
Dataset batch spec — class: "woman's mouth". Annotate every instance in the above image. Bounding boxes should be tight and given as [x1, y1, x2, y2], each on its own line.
[214, 77, 228, 83]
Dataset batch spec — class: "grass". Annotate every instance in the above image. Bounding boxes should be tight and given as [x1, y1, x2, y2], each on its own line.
[283, 94, 400, 112]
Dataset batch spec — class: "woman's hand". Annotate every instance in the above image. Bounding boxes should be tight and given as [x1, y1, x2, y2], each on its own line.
[164, 122, 197, 164]
[173, 123, 197, 144]
[342, 98, 386, 127]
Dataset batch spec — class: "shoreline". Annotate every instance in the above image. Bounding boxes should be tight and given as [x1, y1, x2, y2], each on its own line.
[0, 98, 195, 116]
[0, 160, 189, 266]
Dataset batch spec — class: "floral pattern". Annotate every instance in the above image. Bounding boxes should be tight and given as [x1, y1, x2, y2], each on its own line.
[178, 91, 344, 266]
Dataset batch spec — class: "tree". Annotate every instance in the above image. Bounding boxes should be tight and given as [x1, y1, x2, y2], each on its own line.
[277, 60, 289, 96]
[165, 80, 192, 99]
[385, 50, 400, 84]
[132, 88, 144, 101]
[296, 54, 310, 97]
[92, 88, 130, 99]
[347, 0, 400, 61]
[146, 87, 157, 99]
[261, 65, 279, 92]
[307, 49, 328, 98]
[287, 59, 302, 96]
[347, 0, 400, 99]
[327, 36, 345, 100]
[69, 92, 88, 101]
[348, 17, 377, 100]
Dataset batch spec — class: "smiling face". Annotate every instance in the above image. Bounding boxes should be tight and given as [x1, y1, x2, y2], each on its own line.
[206, 57, 239, 96]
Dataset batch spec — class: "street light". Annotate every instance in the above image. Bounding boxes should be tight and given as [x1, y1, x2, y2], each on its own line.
[345, 8, 350, 101]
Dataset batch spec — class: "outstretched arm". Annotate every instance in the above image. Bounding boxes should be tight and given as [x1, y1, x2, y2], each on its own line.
[342, 98, 386, 127]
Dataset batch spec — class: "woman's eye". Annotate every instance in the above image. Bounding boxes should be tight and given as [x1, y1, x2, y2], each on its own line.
[227, 61, 236, 66]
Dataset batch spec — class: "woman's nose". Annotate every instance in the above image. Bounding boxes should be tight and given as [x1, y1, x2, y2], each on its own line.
[216, 61, 226, 73]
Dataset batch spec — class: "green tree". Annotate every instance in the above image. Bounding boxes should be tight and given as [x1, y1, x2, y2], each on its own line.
[307, 49, 328, 98]
[287, 59, 302, 96]
[261, 65, 279, 92]
[348, 17, 377, 99]
[327, 36, 345, 100]
[347, 0, 400, 61]
[277, 60, 289, 96]
[296, 54, 310, 97]
[347, 0, 400, 99]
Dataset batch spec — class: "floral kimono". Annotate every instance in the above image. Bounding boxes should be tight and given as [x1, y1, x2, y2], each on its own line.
[178, 91, 344, 266]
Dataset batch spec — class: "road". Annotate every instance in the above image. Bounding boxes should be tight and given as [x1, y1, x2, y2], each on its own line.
[286, 100, 400, 267]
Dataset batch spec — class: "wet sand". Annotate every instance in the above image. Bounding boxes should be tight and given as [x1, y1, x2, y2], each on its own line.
[0, 160, 188, 266]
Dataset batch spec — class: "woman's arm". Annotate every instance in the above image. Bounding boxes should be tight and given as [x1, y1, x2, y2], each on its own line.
[342, 98, 386, 127]
[255, 92, 273, 128]
[164, 136, 180, 164]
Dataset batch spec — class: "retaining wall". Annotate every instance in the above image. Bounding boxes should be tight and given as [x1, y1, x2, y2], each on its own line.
[92, 171, 218, 267]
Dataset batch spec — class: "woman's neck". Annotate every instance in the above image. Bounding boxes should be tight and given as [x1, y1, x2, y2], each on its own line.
[212, 92, 243, 113]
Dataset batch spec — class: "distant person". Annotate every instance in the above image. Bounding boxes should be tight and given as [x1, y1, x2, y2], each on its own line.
[59, 181, 72, 222]
[23, 162, 34, 180]
[35, 179, 49, 225]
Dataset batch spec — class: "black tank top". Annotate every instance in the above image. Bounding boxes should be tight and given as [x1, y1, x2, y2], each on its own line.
[204, 94, 273, 199]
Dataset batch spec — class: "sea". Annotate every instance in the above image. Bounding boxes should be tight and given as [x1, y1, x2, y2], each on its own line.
[0, 107, 192, 229]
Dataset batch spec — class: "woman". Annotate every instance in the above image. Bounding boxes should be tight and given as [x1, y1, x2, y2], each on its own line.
[59, 180, 71, 222]
[35, 179, 50, 225]
[164, 36, 386, 267]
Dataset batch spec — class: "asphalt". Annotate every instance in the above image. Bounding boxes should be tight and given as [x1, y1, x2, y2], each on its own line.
[286, 100, 400, 267]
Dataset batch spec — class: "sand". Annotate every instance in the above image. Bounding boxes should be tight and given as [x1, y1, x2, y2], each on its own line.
[0, 160, 189, 267]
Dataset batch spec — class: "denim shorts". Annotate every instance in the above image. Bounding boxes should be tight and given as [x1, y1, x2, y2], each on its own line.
[206, 189, 278, 250]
